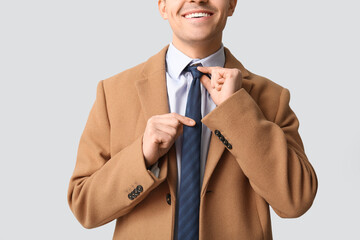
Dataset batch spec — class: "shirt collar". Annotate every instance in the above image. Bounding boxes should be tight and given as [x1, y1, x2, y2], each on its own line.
[165, 42, 225, 79]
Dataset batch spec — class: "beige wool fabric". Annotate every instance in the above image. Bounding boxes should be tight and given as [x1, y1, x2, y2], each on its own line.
[68, 45, 317, 240]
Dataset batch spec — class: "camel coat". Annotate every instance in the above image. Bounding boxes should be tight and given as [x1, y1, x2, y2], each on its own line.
[68, 45, 317, 239]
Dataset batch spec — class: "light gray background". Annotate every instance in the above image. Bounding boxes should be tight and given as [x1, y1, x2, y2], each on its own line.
[1, 0, 359, 239]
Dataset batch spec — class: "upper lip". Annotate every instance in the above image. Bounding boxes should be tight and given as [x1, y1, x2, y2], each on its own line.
[182, 10, 214, 17]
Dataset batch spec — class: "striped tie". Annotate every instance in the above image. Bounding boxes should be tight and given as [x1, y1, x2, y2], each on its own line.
[177, 64, 203, 240]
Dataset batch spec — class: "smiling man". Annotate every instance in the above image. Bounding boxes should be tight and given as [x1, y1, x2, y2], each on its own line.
[68, 0, 318, 239]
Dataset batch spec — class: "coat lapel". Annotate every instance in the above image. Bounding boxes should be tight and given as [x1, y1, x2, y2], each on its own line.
[135, 46, 169, 120]
[135, 45, 178, 199]
[201, 47, 254, 195]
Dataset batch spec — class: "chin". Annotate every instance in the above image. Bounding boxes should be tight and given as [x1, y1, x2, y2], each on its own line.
[187, 34, 218, 44]
[183, 31, 216, 40]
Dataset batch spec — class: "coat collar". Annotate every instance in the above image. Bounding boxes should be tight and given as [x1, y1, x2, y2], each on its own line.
[136, 44, 252, 119]
[135, 45, 253, 198]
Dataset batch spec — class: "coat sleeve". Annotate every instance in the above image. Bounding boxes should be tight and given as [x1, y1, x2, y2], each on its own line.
[67, 80, 168, 228]
[202, 87, 317, 218]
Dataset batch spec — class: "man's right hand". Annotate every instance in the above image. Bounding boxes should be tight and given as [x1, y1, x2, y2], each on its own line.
[142, 113, 195, 167]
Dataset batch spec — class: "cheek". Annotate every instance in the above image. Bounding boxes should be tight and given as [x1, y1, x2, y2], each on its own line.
[218, 11, 229, 25]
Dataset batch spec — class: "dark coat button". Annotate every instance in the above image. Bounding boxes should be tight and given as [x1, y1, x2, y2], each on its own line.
[219, 135, 225, 142]
[166, 193, 171, 205]
[131, 192, 136, 198]
[128, 193, 134, 200]
[137, 185, 143, 192]
[214, 130, 220, 136]
[223, 139, 228, 145]
[227, 143, 232, 149]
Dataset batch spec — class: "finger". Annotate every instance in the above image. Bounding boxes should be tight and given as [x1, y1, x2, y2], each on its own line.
[155, 131, 174, 149]
[153, 115, 183, 128]
[154, 123, 178, 138]
[211, 71, 222, 89]
[216, 77, 225, 84]
[171, 113, 196, 127]
[215, 77, 224, 91]
[197, 66, 212, 74]
[152, 113, 194, 128]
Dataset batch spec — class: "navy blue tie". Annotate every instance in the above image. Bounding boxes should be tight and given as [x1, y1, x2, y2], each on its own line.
[177, 64, 203, 240]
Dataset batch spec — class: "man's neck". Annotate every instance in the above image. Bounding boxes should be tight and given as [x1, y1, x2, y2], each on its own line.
[172, 36, 223, 59]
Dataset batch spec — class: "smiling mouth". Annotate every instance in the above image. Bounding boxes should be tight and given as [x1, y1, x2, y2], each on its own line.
[183, 12, 213, 19]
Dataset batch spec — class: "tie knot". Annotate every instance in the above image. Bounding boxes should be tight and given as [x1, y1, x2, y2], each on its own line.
[185, 64, 204, 79]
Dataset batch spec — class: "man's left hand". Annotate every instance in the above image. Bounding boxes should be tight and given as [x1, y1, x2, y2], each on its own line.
[197, 66, 242, 106]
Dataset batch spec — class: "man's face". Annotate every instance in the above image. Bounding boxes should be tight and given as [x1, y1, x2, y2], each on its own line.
[158, 0, 237, 45]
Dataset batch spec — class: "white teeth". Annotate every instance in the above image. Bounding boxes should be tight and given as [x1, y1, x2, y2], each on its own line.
[184, 12, 211, 19]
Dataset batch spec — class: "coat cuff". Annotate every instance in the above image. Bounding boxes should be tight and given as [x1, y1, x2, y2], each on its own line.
[201, 88, 262, 158]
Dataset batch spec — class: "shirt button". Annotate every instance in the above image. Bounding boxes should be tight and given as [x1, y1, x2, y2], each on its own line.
[166, 193, 171, 205]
